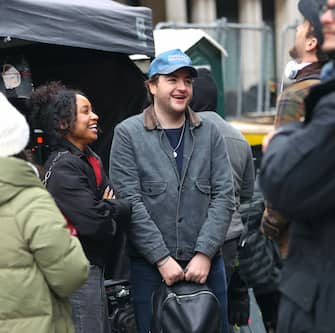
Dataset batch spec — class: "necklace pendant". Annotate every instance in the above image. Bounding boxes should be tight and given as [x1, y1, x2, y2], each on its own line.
[173, 151, 177, 158]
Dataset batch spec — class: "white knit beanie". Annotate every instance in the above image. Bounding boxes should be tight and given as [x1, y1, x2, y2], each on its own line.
[0, 92, 30, 157]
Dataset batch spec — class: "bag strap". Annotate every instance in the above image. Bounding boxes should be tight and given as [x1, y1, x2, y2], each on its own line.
[42, 151, 69, 187]
[42, 151, 78, 235]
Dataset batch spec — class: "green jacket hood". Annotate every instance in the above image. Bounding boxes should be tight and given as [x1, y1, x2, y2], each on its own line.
[0, 157, 43, 205]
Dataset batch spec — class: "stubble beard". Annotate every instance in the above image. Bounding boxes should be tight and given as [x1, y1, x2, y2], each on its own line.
[289, 46, 299, 60]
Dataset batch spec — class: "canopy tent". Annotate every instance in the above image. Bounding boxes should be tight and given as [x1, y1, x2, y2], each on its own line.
[0, 0, 154, 56]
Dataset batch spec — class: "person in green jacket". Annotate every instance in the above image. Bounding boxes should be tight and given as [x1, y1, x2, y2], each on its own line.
[0, 92, 89, 333]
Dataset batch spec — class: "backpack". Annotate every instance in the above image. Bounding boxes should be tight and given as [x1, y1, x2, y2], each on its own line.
[150, 281, 222, 333]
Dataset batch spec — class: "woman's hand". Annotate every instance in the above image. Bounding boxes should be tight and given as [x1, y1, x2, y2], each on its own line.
[103, 186, 115, 200]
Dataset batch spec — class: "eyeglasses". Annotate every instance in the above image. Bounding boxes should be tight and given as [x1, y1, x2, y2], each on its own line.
[320, 4, 335, 18]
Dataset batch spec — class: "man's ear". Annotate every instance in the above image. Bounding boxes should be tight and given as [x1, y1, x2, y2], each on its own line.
[306, 37, 318, 52]
[148, 80, 157, 96]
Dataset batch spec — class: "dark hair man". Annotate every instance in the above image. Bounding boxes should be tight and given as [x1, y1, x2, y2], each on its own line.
[262, 0, 328, 256]
[259, 0, 335, 332]
[109, 49, 235, 333]
[275, 0, 328, 127]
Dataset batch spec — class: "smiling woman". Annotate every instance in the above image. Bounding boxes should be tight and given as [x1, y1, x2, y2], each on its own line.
[28, 82, 132, 333]
[63, 94, 99, 151]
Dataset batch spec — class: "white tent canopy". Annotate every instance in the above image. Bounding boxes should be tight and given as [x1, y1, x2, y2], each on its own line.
[153, 29, 227, 57]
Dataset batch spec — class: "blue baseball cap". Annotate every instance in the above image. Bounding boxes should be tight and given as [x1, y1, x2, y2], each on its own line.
[148, 49, 197, 79]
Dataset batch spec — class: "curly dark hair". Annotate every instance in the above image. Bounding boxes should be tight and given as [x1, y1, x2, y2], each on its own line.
[29, 81, 86, 149]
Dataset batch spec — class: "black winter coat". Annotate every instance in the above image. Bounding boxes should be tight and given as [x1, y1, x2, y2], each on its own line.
[260, 76, 335, 331]
[45, 140, 131, 267]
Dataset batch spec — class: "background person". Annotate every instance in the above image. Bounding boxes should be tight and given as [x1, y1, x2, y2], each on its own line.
[275, 0, 328, 127]
[190, 68, 260, 333]
[259, 1, 335, 331]
[262, 0, 329, 258]
[190, 68, 255, 284]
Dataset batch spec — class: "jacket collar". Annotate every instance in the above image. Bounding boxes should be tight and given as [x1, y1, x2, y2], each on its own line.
[143, 104, 201, 130]
[56, 138, 96, 159]
[296, 62, 323, 81]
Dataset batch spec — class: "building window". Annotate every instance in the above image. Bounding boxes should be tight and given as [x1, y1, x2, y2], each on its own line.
[186, 0, 192, 22]
[262, 0, 275, 26]
[216, 1, 239, 22]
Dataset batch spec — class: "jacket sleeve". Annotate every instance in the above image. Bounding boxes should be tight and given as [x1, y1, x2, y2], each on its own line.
[109, 123, 170, 264]
[18, 187, 89, 298]
[47, 158, 125, 239]
[260, 93, 335, 220]
[195, 126, 235, 258]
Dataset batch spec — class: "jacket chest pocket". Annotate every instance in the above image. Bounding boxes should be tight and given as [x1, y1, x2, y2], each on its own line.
[195, 179, 211, 196]
[141, 181, 168, 196]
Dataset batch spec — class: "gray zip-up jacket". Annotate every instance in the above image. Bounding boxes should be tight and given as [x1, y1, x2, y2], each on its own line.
[109, 105, 235, 264]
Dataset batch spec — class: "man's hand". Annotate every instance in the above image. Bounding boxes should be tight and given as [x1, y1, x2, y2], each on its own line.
[261, 208, 289, 239]
[184, 252, 211, 284]
[261, 209, 280, 239]
[157, 256, 185, 286]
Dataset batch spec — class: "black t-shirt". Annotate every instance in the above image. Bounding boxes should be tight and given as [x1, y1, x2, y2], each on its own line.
[164, 125, 185, 176]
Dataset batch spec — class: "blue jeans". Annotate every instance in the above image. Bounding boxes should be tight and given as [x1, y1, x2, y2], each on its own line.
[130, 256, 229, 333]
[70, 265, 110, 333]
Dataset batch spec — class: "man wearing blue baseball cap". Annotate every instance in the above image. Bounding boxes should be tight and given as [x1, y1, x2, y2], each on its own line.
[109, 48, 235, 333]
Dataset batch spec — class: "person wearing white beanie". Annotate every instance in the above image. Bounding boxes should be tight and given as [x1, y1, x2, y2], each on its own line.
[0, 92, 90, 332]
[0, 92, 30, 157]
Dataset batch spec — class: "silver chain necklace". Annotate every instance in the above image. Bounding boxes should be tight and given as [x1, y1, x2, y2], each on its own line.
[172, 122, 186, 158]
